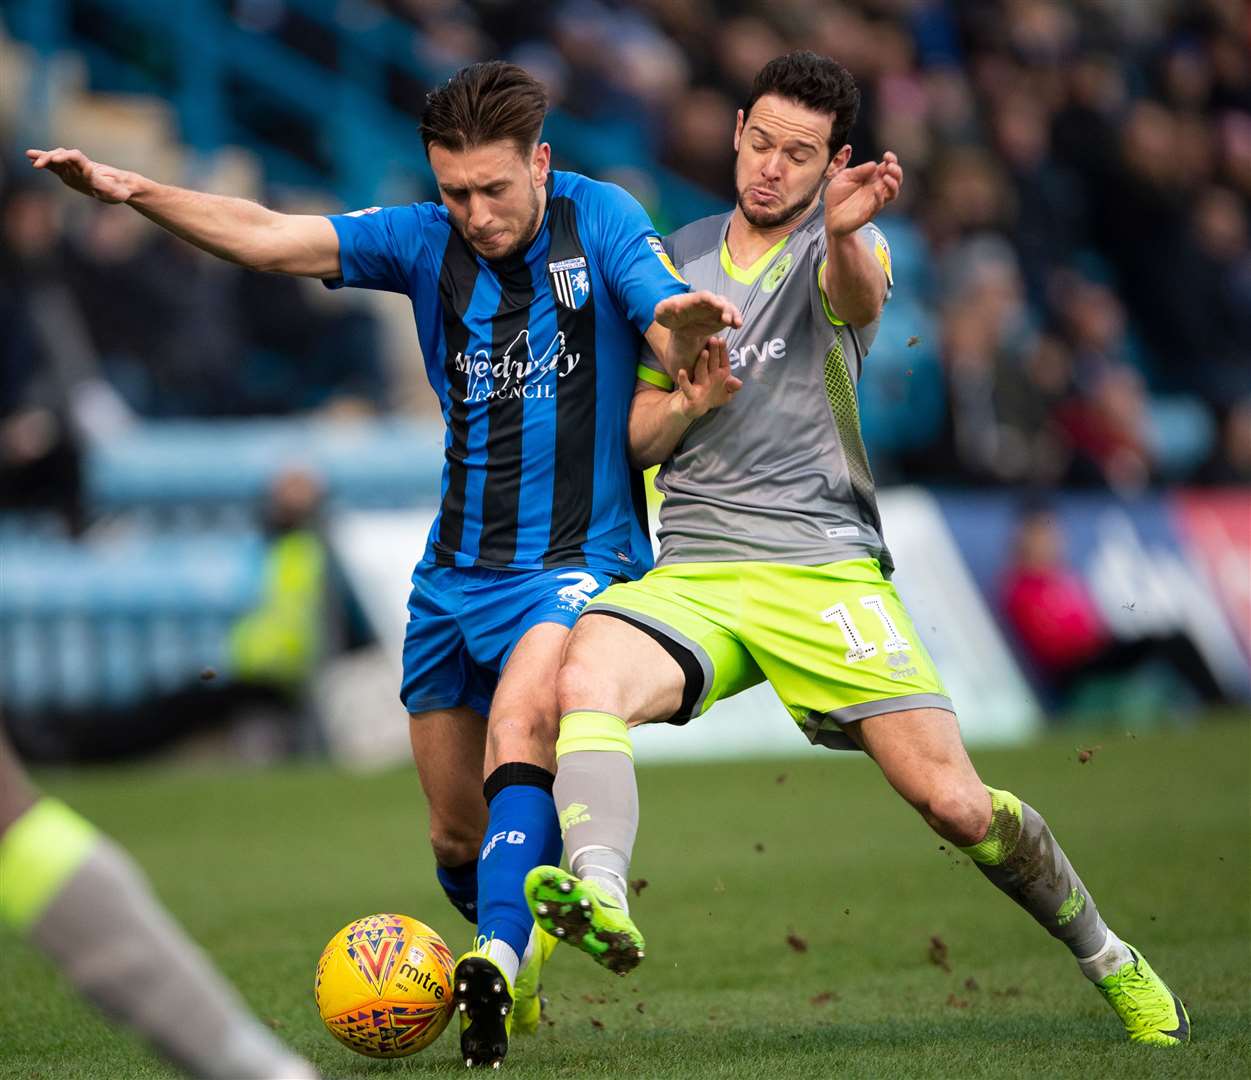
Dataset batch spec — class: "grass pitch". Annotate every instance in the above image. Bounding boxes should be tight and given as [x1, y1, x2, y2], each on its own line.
[2, 720, 1248, 1079]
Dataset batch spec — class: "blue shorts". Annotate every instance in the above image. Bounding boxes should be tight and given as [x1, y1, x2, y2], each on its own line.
[400, 562, 621, 717]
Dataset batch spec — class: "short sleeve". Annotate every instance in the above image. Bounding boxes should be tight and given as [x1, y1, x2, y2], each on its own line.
[815, 222, 893, 327]
[323, 203, 432, 294]
[588, 183, 689, 334]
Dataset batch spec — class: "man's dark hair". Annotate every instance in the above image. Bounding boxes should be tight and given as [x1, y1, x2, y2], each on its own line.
[421, 61, 548, 157]
[744, 51, 860, 158]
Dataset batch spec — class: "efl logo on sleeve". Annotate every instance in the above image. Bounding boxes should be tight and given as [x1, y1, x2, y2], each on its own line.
[872, 231, 893, 286]
[648, 236, 686, 283]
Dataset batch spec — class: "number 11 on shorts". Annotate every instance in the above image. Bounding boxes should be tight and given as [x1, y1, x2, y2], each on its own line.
[821, 595, 910, 663]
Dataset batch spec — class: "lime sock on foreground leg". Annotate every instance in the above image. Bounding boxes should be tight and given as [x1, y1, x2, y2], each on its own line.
[960, 787, 1189, 1045]
[0, 798, 318, 1080]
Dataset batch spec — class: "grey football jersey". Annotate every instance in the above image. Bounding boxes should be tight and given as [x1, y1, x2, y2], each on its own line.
[644, 207, 894, 573]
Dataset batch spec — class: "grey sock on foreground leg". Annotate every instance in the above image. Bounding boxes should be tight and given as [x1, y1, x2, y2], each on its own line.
[960, 787, 1131, 979]
[553, 714, 639, 910]
[8, 799, 317, 1080]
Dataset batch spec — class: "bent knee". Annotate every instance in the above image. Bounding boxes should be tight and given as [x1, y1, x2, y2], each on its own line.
[487, 710, 559, 767]
[919, 787, 992, 847]
[430, 828, 482, 868]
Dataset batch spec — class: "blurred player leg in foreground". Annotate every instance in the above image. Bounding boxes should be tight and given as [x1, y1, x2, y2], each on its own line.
[0, 728, 318, 1078]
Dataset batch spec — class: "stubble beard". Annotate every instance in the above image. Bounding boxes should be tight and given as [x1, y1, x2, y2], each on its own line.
[735, 175, 825, 230]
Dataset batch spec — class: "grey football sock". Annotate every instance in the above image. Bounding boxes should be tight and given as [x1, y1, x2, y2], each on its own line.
[30, 837, 317, 1080]
[961, 787, 1110, 961]
[555, 747, 638, 911]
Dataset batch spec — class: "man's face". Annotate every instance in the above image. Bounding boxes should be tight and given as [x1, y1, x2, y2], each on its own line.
[429, 140, 550, 260]
[733, 94, 848, 228]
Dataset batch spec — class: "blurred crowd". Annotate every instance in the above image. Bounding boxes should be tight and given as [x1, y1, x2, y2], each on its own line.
[0, 162, 387, 525]
[380, 0, 1251, 493]
[0, 170, 385, 420]
[3, 0, 1249, 507]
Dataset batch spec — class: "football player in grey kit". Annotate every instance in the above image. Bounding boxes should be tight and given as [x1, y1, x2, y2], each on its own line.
[524, 51, 1190, 1048]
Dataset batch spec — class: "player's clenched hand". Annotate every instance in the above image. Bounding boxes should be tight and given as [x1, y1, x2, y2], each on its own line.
[824, 151, 902, 237]
[26, 148, 140, 204]
[654, 290, 743, 336]
[675, 338, 742, 419]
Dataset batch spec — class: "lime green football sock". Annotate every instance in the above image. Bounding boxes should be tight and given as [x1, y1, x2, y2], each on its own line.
[555, 711, 636, 910]
[1, 798, 316, 1079]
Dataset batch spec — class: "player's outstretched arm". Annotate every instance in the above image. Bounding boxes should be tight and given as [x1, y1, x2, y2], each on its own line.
[628, 338, 742, 468]
[26, 147, 341, 279]
[647, 290, 742, 377]
[822, 150, 903, 327]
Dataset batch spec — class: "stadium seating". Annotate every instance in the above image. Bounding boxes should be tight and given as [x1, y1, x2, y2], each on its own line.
[3, 0, 722, 222]
[0, 525, 264, 710]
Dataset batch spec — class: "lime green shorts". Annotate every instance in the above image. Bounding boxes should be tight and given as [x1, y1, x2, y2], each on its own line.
[584, 558, 952, 750]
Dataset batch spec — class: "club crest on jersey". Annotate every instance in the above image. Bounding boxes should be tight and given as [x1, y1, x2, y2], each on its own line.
[762, 252, 794, 294]
[549, 256, 591, 310]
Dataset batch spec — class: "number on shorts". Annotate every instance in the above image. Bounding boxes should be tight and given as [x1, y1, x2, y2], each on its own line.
[820, 602, 877, 663]
[821, 595, 909, 662]
[860, 595, 910, 652]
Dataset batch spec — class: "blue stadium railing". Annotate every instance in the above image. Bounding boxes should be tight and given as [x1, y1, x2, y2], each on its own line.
[5, 0, 724, 222]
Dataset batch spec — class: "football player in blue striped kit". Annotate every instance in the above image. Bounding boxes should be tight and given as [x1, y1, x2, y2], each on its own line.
[30, 60, 740, 1068]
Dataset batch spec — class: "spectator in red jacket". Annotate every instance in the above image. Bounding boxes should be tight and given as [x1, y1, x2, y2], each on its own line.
[1000, 505, 1227, 706]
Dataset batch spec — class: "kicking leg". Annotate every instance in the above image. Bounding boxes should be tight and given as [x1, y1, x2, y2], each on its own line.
[409, 706, 488, 924]
[525, 612, 686, 973]
[846, 707, 1189, 1046]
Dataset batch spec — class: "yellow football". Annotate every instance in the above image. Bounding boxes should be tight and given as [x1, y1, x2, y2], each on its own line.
[314, 913, 455, 1058]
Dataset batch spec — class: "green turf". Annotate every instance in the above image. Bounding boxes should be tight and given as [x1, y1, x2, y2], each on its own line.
[2, 720, 1248, 1078]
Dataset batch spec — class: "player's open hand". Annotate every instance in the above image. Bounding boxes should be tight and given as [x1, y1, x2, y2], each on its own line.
[25, 148, 139, 204]
[654, 290, 743, 336]
[676, 338, 742, 419]
[824, 151, 902, 237]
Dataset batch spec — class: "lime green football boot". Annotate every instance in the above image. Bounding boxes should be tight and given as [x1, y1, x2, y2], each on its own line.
[524, 866, 645, 976]
[453, 939, 513, 1068]
[511, 923, 557, 1036]
[1096, 945, 1190, 1046]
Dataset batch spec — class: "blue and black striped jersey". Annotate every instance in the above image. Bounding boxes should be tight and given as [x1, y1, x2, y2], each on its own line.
[326, 171, 689, 576]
